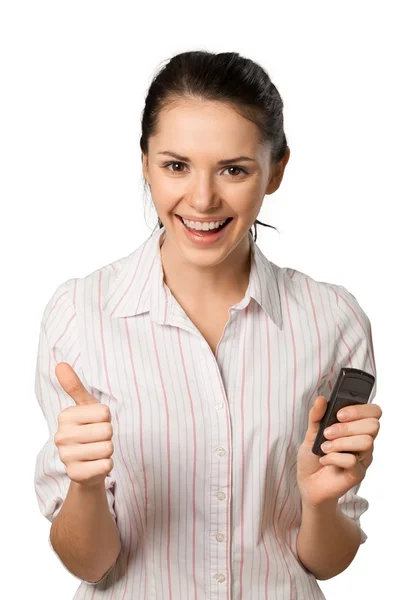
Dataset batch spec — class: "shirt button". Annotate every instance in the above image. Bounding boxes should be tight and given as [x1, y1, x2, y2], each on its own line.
[217, 491, 226, 501]
[216, 533, 225, 542]
[216, 447, 226, 457]
[215, 573, 226, 583]
[216, 402, 224, 410]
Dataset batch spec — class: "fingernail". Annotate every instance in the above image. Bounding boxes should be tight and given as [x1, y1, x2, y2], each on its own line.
[337, 410, 347, 420]
[324, 427, 333, 436]
[322, 441, 332, 450]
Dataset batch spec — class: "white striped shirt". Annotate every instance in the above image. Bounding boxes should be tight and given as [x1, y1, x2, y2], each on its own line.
[34, 226, 377, 599]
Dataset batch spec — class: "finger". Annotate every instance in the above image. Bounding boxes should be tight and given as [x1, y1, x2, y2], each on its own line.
[321, 434, 373, 454]
[337, 403, 383, 422]
[55, 362, 99, 406]
[75, 421, 113, 440]
[59, 440, 114, 463]
[59, 407, 112, 427]
[324, 417, 380, 440]
[319, 451, 365, 471]
[303, 396, 327, 444]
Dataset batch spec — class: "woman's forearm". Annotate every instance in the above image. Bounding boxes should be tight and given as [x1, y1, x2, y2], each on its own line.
[296, 499, 362, 580]
[50, 480, 121, 583]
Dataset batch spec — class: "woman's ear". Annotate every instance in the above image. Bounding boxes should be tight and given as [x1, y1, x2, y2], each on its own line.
[265, 146, 290, 195]
[142, 153, 149, 184]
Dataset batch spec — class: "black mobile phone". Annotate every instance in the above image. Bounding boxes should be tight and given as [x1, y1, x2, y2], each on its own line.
[312, 367, 376, 457]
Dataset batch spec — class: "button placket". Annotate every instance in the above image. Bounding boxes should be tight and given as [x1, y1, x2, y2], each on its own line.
[210, 444, 229, 593]
[206, 346, 231, 595]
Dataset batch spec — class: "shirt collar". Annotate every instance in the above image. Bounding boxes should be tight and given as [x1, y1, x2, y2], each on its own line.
[102, 227, 282, 329]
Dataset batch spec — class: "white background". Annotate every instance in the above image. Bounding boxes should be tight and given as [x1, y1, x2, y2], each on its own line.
[1, 1, 398, 598]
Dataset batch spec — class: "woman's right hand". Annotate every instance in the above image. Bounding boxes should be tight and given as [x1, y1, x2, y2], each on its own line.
[54, 362, 114, 488]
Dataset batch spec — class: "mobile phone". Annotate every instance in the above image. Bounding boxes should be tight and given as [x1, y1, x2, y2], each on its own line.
[312, 367, 376, 457]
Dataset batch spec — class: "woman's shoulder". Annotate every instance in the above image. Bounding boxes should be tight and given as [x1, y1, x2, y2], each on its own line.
[41, 248, 137, 321]
[265, 258, 363, 322]
[268, 257, 349, 299]
[82, 231, 158, 287]
[74, 235, 158, 314]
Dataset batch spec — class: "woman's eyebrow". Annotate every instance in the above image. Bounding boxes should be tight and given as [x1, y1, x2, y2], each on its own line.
[157, 151, 256, 165]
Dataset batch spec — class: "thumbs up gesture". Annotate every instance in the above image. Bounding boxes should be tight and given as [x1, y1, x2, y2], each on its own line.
[54, 362, 114, 488]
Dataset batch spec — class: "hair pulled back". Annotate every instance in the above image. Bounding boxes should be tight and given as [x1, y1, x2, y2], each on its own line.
[140, 50, 288, 242]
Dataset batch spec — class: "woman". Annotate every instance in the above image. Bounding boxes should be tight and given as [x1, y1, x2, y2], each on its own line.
[34, 50, 382, 599]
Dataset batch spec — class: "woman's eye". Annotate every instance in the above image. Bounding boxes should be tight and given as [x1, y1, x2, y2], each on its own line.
[223, 166, 247, 177]
[163, 162, 248, 176]
[164, 161, 186, 172]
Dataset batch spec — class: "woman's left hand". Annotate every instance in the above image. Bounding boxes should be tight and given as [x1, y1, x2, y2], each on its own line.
[297, 396, 383, 508]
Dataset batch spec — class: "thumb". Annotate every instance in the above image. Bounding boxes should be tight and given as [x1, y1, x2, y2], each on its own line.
[303, 396, 328, 445]
[55, 362, 99, 406]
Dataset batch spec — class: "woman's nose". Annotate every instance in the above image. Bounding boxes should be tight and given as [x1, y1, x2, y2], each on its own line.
[187, 174, 220, 211]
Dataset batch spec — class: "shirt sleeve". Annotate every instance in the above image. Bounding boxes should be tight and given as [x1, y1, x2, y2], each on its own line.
[324, 283, 378, 544]
[34, 279, 118, 585]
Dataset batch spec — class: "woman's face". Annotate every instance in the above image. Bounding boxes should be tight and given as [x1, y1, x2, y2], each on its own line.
[142, 98, 288, 266]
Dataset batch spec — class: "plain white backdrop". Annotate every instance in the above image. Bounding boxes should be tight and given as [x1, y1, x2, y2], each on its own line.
[1, 1, 398, 598]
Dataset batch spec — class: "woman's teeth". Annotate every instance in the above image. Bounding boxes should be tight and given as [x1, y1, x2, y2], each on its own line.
[181, 218, 228, 231]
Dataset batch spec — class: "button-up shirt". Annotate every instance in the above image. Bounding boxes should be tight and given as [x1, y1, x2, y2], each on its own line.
[34, 226, 377, 599]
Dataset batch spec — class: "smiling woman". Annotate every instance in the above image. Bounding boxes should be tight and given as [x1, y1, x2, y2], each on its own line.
[140, 51, 290, 245]
[34, 49, 380, 600]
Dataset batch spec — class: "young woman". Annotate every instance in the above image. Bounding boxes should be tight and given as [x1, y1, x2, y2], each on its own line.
[34, 50, 382, 599]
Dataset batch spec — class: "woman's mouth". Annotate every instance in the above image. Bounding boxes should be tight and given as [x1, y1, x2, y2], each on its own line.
[175, 215, 234, 246]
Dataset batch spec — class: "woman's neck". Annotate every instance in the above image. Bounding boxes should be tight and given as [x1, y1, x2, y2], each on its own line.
[159, 230, 252, 306]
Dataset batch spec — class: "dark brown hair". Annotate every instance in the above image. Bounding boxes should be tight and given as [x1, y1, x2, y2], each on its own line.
[140, 50, 288, 242]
